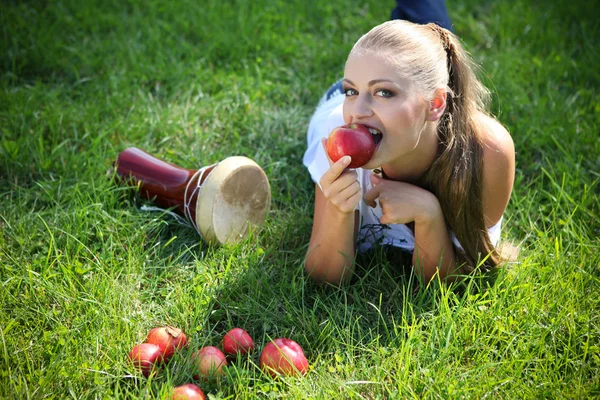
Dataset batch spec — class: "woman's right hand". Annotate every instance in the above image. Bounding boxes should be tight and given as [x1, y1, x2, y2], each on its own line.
[319, 139, 362, 214]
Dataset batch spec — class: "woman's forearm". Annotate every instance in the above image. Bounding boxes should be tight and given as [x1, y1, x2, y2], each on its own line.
[305, 204, 357, 285]
[413, 201, 457, 282]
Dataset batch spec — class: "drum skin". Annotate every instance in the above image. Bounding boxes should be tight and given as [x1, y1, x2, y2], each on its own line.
[196, 156, 271, 244]
[115, 148, 271, 245]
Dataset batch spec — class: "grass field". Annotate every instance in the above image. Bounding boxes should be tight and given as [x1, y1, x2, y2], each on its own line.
[1, 0, 599, 398]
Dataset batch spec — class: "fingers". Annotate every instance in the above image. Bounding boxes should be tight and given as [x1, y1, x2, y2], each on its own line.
[335, 176, 361, 200]
[363, 172, 383, 208]
[321, 169, 359, 199]
[378, 214, 391, 225]
[319, 162, 360, 214]
[328, 180, 362, 213]
[370, 173, 383, 185]
[320, 154, 352, 188]
[344, 190, 364, 213]
[318, 139, 361, 213]
[364, 185, 392, 223]
[363, 184, 382, 208]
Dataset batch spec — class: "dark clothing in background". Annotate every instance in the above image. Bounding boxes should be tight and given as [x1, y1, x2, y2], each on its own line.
[391, 0, 453, 32]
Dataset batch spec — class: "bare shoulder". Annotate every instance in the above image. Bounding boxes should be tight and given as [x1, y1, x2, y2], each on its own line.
[477, 113, 514, 155]
[475, 112, 515, 227]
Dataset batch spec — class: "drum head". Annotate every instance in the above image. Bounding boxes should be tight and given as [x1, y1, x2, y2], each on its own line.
[195, 156, 271, 244]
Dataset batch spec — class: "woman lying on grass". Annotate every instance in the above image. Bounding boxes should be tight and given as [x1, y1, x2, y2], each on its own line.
[303, 20, 515, 285]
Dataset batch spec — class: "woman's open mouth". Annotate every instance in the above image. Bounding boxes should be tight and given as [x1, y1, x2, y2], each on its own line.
[367, 127, 383, 146]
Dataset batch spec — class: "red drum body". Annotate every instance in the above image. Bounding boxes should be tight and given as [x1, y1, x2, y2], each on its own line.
[116, 147, 271, 245]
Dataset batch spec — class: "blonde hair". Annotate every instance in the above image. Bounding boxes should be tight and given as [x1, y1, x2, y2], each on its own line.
[351, 20, 500, 273]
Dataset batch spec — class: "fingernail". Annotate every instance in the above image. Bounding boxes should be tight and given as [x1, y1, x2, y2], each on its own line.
[342, 156, 351, 165]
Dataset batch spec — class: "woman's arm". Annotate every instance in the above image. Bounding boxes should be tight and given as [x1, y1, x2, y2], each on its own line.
[305, 151, 363, 285]
[305, 185, 359, 285]
[364, 176, 457, 281]
[413, 114, 515, 281]
[478, 113, 516, 228]
[411, 196, 457, 281]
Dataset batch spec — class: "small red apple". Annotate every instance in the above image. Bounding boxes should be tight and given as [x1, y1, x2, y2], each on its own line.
[145, 326, 188, 360]
[222, 328, 255, 357]
[191, 346, 228, 380]
[171, 383, 206, 400]
[259, 338, 309, 377]
[128, 343, 163, 377]
[326, 123, 377, 168]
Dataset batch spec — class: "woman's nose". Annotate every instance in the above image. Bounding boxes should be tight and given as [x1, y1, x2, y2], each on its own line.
[348, 95, 374, 121]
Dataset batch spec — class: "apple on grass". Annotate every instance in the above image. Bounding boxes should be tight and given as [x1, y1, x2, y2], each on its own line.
[145, 326, 188, 360]
[171, 383, 206, 400]
[326, 123, 379, 168]
[222, 328, 255, 357]
[192, 346, 228, 380]
[259, 338, 309, 377]
[128, 343, 163, 377]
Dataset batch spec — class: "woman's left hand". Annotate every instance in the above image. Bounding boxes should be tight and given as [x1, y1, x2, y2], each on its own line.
[363, 173, 441, 225]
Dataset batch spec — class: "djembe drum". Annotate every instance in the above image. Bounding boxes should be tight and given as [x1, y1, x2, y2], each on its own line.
[116, 147, 271, 245]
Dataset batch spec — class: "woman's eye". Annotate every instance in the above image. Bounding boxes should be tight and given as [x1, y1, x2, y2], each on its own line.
[376, 89, 394, 98]
[344, 88, 358, 96]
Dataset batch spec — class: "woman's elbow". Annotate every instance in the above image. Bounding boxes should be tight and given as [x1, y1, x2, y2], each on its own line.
[304, 256, 352, 286]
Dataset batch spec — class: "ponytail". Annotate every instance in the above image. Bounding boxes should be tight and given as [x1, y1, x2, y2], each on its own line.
[422, 23, 500, 273]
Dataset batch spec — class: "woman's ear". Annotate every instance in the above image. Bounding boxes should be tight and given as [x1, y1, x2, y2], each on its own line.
[426, 89, 447, 121]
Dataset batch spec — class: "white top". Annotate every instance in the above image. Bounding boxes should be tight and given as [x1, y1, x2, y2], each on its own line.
[303, 93, 502, 253]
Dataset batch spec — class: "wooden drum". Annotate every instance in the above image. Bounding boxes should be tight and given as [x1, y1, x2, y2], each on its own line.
[116, 147, 271, 245]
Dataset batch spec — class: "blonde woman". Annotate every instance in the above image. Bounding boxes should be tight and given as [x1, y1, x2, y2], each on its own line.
[303, 20, 515, 285]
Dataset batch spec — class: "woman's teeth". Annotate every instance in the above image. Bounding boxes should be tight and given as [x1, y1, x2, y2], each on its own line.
[368, 128, 383, 145]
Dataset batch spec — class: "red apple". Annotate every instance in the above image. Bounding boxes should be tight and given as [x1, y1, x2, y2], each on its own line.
[222, 328, 255, 357]
[171, 383, 206, 400]
[191, 346, 228, 380]
[145, 326, 188, 360]
[326, 123, 377, 168]
[259, 338, 309, 377]
[128, 343, 163, 377]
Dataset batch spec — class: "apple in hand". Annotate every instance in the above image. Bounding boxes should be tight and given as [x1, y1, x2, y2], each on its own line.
[128, 343, 163, 377]
[145, 326, 188, 360]
[171, 383, 206, 400]
[192, 346, 228, 380]
[259, 338, 309, 377]
[222, 328, 255, 357]
[326, 123, 378, 168]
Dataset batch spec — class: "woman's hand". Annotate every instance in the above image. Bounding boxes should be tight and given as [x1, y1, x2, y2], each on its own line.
[363, 173, 441, 225]
[364, 173, 457, 281]
[319, 139, 362, 215]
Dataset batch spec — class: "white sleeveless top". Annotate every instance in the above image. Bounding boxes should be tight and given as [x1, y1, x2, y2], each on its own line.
[303, 93, 502, 254]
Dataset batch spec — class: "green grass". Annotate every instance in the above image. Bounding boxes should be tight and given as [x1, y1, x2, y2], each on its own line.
[1, 0, 599, 398]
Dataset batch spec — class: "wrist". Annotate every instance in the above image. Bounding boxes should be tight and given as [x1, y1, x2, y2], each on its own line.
[326, 201, 356, 220]
[415, 192, 443, 227]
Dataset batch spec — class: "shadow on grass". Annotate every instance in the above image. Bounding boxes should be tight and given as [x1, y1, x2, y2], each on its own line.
[109, 199, 512, 398]
[200, 236, 505, 365]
